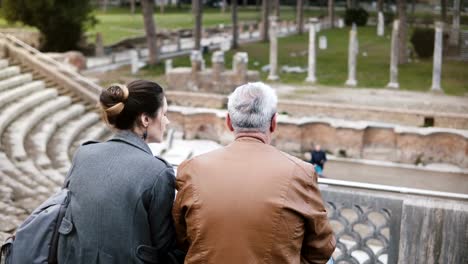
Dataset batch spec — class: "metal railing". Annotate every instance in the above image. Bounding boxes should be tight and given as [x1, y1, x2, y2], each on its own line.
[319, 178, 468, 200]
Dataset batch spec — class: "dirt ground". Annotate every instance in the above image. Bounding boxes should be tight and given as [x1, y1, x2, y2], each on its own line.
[272, 83, 468, 114]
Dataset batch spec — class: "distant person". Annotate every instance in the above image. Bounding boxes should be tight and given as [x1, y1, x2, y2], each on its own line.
[310, 144, 327, 177]
[173, 82, 335, 264]
[57, 80, 183, 263]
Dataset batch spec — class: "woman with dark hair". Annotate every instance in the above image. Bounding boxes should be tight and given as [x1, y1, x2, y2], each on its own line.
[57, 80, 179, 263]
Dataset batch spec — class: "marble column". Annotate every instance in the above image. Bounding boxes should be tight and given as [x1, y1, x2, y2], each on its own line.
[387, 20, 400, 89]
[95, 32, 104, 57]
[190, 50, 203, 90]
[233, 52, 249, 84]
[175, 33, 182, 51]
[165, 59, 173, 74]
[377, 12, 385, 37]
[248, 23, 255, 39]
[190, 50, 203, 73]
[211, 51, 225, 81]
[305, 18, 318, 83]
[431, 22, 444, 92]
[267, 16, 280, 81]
[345, 24, 358, 87]
[449, 0, 460, 46]
[130, 50, 138, 75]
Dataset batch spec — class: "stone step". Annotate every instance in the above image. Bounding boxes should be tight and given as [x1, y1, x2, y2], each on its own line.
[71, 123, 110, 154]
[0, 59, 9, 70]
[0, 200, 27, 216]
[9, 96, 72, 161]
[0, 166, 38, 199]
[0, 185, 13, 202]
[0, 73, 33, 92]
[13, 160, 58, 190]
[0, 89, 58, 144]
[0, 66, 20, 81]
[49, 112, 100, 172]
[31, 104, 86, 169]
[0, 81, 45, 109]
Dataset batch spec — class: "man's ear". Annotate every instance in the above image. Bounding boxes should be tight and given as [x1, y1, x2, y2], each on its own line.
[226, 113, 235, 132]
[270, 113, 277, 133]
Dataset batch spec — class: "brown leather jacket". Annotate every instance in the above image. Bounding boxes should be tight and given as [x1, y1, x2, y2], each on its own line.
[173, 135, 336, 264]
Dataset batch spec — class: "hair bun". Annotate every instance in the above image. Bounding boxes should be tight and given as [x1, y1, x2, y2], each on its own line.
[100, 84, 129, 117]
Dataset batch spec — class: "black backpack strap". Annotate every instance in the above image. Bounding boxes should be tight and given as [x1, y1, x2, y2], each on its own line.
[1, 236, 14, 263]
[135, 245, 159, 263]
[48, 190, 71, 264]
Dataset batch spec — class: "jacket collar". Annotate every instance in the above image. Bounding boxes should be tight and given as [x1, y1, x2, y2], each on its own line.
[111, 130, 153, 155]
[235, 132, 269, 144]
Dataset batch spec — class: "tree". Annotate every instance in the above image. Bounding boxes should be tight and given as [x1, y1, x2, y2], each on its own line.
[232, 0, 239, 49]
[297, 0, 305, 34]
[261, 0, 271, 42]
[397, 0, 408, 64]
[3, 0, 95, 52]
[141, 0, 159, 64]
[193, 0, 203, 50]
[274, 0, 280, 18]
[377, 0, 383, 12]
[222, 0, 227, 13]
[441, 0, 447, 22]
[130, 0, 136, 14]
[101, 0, 109, 12]
[328, 0, 335, 28]
[159, 0, 165, 13]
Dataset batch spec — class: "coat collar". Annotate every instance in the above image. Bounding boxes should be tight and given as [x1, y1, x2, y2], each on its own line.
[111, 130, 153, 155]
[234, 132, 269, 144]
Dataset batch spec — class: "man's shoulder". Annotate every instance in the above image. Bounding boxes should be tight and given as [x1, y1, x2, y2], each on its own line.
[277, 150, 315, 175]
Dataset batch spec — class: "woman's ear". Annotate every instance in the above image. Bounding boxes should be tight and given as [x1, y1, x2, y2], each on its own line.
[139, 113, 149, 128]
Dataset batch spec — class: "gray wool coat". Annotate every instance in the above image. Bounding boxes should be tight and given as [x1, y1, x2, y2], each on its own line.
[57, 130, 177, 264]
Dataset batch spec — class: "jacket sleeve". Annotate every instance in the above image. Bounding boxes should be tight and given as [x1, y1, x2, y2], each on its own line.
[288, 163, 336, 264]
[148, 167, 177, 253]
[172, 159, 194, 252]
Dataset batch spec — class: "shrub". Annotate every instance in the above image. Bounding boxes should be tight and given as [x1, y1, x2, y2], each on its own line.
[344, 8, 369, 26]
[410, 28, 435, 58]
[2, 0, 96, 52]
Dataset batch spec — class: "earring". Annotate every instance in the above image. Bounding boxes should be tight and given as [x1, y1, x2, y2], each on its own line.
[142, 127, 148, 140]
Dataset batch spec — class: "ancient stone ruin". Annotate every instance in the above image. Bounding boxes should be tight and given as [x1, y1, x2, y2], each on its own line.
[165, 50, 260, 93]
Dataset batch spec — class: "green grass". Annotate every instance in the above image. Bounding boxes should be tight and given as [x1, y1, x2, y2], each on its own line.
[88, 6, 333, 45]
[139, 25, 468, 95]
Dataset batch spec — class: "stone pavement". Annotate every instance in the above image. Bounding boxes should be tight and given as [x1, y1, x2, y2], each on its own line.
[272, 84, 468, 114]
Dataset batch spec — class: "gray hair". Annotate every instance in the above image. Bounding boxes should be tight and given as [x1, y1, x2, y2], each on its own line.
[227, 82, 278, 133]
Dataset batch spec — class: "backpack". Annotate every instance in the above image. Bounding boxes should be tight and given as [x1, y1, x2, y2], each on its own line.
[0, 186, 70, 264]
[1, 139, 186, 264]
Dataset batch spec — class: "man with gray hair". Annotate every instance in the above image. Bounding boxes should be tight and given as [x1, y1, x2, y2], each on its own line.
[173, 82, 336, 263]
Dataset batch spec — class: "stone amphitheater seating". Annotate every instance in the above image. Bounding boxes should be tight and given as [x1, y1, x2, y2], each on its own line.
[0, 55, 111, 232]
[9, 96, 72, 161]
[0, 73, 33, 92]
[31, 104, 86, 169]
[50, 112, 100, 174]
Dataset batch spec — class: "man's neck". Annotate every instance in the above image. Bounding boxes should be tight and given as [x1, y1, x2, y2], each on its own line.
[234, 131, 271, 144]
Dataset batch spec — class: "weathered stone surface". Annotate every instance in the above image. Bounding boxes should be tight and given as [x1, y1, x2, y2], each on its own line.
[166, 106, 468, 168]
[166, 52, 260, 94]
[398, 199, 468, 264]
[64, 51, 87, 71]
